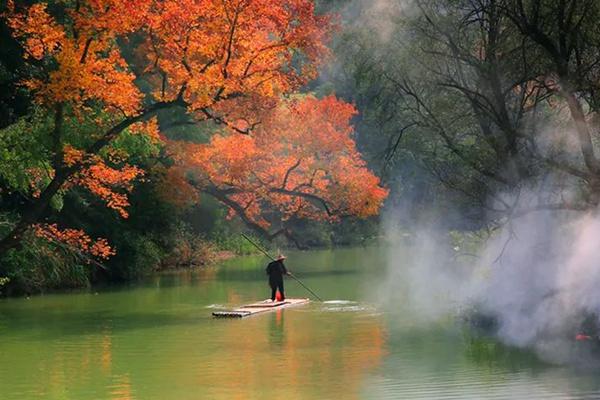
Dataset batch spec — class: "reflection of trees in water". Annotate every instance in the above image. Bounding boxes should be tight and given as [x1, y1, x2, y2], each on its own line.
[153, 267, 219, 288]
[464, 334, 542, 371]
[226, 288, 242, 305]
[101, 329, 112, 373]
[109, 374, 133, 400]
[268, 310, 286, 347]
[23, 324, 134, 400]
[194, 313, 386, 399]
[17, 311, 381, 399]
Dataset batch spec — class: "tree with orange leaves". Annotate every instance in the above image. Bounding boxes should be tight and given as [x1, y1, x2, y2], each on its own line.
[0, 0, 335, 256]
[177, 95, 388, 245]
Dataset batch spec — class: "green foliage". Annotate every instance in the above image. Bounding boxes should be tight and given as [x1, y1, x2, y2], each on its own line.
[332, 217, 380, 246]
[0, 215, 91, 295]
[109, 233, 164, 280]
[109, 129, 162, 164]
[0, 110, 53, 196]
[214, 233, 263, 256]
[0, 232, 92, 295]
[157, 107, 217, 143]
[0, 276, 10, 296]
[292, 221, 333, 248]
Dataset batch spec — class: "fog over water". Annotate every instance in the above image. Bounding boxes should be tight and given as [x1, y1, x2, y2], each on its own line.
[380, 201, 600, 364]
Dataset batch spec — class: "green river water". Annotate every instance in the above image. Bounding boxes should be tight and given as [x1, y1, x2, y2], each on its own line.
[1, 246, 599, 399]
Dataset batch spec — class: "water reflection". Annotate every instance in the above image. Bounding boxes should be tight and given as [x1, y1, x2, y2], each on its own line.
[109, 375, 132, 400]
[193, 307, 386, 399]
[268, 310, 286, 347]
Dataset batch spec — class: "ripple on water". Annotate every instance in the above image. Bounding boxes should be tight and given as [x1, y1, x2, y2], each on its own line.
[323, 300, 358, 305]
[366, 363, 600, 400]
[320, 300, 378, 313]
[204, 304, 226, 309]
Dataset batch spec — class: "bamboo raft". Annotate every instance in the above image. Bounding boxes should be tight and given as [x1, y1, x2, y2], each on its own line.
[212, 298, 310, 318]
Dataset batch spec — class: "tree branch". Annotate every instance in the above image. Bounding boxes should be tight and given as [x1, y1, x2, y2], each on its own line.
[282, 159, 301, 189]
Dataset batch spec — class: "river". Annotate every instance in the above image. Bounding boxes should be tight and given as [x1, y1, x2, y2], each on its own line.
[1, 246, 599, 399]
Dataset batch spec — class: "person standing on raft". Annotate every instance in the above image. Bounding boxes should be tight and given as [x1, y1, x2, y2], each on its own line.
[266, 254, 290, 301]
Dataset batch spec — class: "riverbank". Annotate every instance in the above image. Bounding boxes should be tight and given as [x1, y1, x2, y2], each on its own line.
[0, 234, 259, 297]
[0, 223, 381, 297]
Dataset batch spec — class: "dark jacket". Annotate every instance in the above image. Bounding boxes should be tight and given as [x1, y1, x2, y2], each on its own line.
[266, 260, 288, 284]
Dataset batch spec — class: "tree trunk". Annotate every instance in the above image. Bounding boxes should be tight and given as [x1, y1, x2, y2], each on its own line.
[0, 170, 69, 255]
[563, 89, 600, 175]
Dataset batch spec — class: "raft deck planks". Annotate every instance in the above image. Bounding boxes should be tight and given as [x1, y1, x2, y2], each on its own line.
[212, 298, 310, 318]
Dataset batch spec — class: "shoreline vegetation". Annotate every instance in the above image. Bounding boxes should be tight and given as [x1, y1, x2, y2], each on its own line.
[0, 227, 449, 298]
[0, 222, 381, 297]
[0, 229, 256, 297]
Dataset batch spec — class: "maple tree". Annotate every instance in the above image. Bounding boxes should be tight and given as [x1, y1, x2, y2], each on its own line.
[0, 0, 386, 259]
[176, 95, 388, 243]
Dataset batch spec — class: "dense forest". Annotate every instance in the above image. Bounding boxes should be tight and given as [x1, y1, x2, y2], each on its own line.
[2, 0, 600, 295]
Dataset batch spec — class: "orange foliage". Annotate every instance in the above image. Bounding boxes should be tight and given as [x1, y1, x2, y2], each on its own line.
[129, 118, 162, 142]
[6, 0, 332, 121]
[140, 0, 331, 109]
[62, 145, 144, 218]
[34, 223, 115, 259]
[155, 166, 200, 208]
[185, 95, 389, 228]
[26, 166, 54, 198]
[63, 145, 85, 167]
[6, 3, 65, 60]
[7, 2, 141, 115]
[74, 160, 143, 218]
